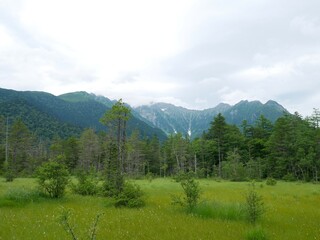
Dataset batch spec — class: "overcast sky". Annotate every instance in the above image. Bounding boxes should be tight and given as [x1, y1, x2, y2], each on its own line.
[0, 0, 319, 116]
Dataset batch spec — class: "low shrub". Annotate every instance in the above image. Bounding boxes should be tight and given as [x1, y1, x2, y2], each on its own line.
[266, 178, 277, 186]
[245, 227, 268, 240]
[71, 173, 101, 196]
[172, 174, 201, 211]
[114, 181, 145, 208]
[195, 168, 207, 179]
[102, 172, 125, 197]
[245, 184, 265, 224]
[283, 173, 295, 182]
[145, 172, 154, 182]
[173, 171, 195, 182]
[36, 161, 69, 198]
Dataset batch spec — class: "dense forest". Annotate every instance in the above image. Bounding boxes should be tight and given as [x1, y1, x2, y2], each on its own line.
[0, 102, 319, 182]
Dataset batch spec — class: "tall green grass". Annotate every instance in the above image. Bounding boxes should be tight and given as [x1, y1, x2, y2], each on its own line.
[0, 187, 43, 207]
[0, 178, 319, 239]
[245, 227, 268, 240]
[191, 201, 246, 221]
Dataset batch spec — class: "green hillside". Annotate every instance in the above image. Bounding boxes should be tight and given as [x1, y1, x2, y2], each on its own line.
[0, 88, 167, 140]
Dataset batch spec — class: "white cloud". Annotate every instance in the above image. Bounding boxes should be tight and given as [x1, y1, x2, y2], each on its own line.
[235, 63, 295, 81]
[291, 16, 320, 36]
[0, 0, 319, 117]
[0, 24, 14, 48]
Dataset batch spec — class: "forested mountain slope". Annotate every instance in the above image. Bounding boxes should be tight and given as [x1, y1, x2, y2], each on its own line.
[0, 88, 166, 140]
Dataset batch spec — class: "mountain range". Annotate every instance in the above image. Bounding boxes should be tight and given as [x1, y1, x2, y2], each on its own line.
[135, 100, 288, 138]
[0, 88, 289, 140]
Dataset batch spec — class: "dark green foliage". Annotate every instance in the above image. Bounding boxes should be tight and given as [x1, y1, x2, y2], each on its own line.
[206, 113, 242, 177]
[161, 133, 190, 176]
[36, 161, 69, 198]
[126, 130, 146, 178]
[266, 113, 316, 180]
[222, 149, 246, 181]
[245, 184, 265, 224]
[0, 88, 166, 141]
[0, 95, 82, 140]
[63, 137, 80, 171]
[173, 171, 195, 182]
[102, 173, 125, 197]
[100, 100, 146, 208]
[282, 173, 295, 182]
[114, 181, 145, 208]
[103, 171, 145, 208]
[71, 172, 100, 196]
[78, 129, 100, 172]
[266, 178, 277, 186]
[102, 141, 125, 197]
[3, 161, 14, 182]
[144, 135, 161, 175]
[8, 119, 33, 177]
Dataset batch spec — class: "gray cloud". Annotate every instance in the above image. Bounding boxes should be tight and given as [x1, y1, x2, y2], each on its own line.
[151, 0, 320, 114]
[0, 2, 95, 92]
[0, 0, 319, 116]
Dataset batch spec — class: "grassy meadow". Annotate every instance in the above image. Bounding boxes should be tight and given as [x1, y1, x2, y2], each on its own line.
[0, 178, 319, 240]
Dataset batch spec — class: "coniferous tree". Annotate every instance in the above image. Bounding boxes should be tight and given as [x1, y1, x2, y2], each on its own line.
[267, 113, 315, 180]
[78, 128, 100, 172]
[63, 136, 79, 172]
[126, 130, 145, 177]
[100, 99, 131, 195]
[0, 116, 6, 173]
[8, 119, 32, 177]
[146, 135, 161, 175]
[206, 113, 228, 177]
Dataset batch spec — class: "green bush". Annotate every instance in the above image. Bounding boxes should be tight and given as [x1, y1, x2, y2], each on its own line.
[173, 171, 195, 182]
[245, 184, 265, 224]
[172, 174, 201, 211]
[196, 168, 207, 178]
[145, 172, 154, 182]
[36, 161, 69, 198]
[71, 172, 100, 196]
[114, 182, 145, 208]
[222, 161, 246, 181]
[283, 173, 295, 182]
[181, 177, 201, 210]
[266, 178, 277, 186]
[102, 172, 125, 197]
[245, 227, 268, 240]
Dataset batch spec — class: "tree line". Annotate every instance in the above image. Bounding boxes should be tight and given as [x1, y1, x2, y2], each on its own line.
[0, 102, 319, 182]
